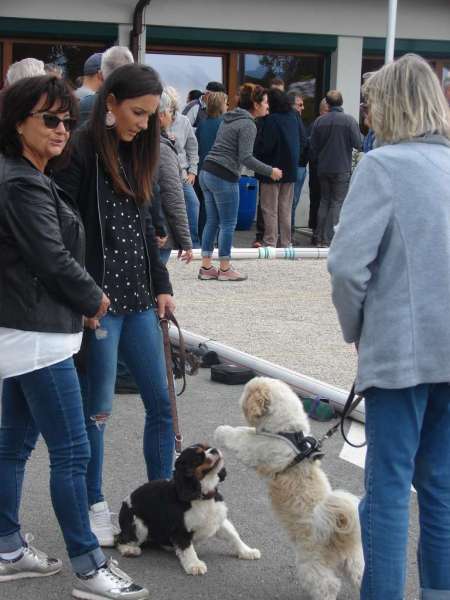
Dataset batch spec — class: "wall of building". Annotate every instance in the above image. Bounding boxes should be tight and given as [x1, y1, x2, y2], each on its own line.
[1, 0, 449, 41]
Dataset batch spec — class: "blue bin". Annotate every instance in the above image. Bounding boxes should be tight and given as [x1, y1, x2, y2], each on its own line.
[236, 176, 258, 230]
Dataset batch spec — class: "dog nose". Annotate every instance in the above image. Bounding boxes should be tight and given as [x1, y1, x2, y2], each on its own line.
[210, 448, 219, 455]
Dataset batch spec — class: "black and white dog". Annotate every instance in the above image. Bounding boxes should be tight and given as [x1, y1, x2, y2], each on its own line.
[116, 444, 261, 575]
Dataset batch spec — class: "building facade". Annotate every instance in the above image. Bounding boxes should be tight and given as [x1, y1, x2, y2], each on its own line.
[1, 0, 449, 121]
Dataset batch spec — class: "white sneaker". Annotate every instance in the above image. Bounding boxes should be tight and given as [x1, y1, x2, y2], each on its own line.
[72, 558, 149, 599]
[89, 502, 119, 548]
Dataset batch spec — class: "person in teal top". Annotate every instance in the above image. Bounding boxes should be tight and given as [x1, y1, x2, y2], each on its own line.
[195, 91, 227, 236]
[195, 91, 227, 170]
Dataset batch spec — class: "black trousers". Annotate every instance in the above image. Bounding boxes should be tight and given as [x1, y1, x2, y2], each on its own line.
[315, 171, 351, 244]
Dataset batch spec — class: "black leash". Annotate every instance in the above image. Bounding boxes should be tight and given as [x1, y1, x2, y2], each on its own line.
[318, 383, 366, 449]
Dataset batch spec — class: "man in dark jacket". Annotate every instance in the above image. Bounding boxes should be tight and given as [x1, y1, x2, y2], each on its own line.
[254, 89, 300, 248]
[309, 90, 361, 246]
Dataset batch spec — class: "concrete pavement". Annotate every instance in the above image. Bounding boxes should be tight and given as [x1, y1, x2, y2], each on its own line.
[0, 226, 421, 599]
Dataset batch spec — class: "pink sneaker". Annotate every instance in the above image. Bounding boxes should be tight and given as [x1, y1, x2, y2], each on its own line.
[218, 265, 248, 281]
[198, 265, 219, 280]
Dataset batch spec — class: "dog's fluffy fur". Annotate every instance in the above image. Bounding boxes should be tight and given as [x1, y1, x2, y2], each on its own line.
[214, 377, 363, 600]
[116, 444, 260, 575]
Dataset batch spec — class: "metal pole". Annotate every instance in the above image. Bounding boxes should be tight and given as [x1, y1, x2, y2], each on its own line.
[385, 0, 398, 64]
[168, 327, 366, 424]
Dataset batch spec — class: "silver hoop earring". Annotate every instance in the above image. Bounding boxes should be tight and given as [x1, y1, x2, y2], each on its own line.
[105, 110, 116, 128]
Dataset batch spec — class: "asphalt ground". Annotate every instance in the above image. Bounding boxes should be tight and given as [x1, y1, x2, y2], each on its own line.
[0, 226, 421, 600]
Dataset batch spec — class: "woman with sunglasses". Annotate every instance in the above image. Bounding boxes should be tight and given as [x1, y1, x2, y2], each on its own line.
[54, 64, 175, 551]
[0, 76, 148, 599]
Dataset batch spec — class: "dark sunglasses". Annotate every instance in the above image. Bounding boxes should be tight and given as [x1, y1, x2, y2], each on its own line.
[29, 111, 76, 132]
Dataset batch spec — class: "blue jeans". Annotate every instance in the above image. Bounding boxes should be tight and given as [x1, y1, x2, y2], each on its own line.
[291, 166, 307, 230]
[183, 181, 200, 248]
[0, 359, 105, 574]
[360, 384, 450, 600]
[159, 247, 172, 265]
[199, 170, 239, 260]
[83, 309, 174, 505]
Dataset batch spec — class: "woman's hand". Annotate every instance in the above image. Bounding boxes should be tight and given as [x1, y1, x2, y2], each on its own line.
[93, 292, 110, 319]
[178, 249, 194, 264]
[185, 173, 196, 185]
[270, 168, 283, 181]
[84, 317, 100, 329]
[156, 235, 168, 248]
[156, 293, 176, 319]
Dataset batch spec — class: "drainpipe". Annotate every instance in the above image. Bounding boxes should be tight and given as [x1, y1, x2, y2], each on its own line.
[130, 0, 151, 62]
[385, 0, 398, 63]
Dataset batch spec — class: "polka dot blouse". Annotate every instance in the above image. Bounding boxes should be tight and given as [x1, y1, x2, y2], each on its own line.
[99, 168, 152, 315]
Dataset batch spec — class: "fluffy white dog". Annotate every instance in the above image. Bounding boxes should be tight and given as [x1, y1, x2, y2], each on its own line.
[214, 377, 363, 600]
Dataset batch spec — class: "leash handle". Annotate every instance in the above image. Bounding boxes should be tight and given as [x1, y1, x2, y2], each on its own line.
[318, 383, 366, 449]
[339, 383, 366, 448]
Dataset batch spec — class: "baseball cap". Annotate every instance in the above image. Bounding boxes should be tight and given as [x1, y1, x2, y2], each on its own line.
[83, 53, 102, 76]
[206, 81, 225, 93]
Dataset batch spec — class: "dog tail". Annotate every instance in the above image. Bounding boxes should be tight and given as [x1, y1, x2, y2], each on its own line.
[312, 490, 360, 548]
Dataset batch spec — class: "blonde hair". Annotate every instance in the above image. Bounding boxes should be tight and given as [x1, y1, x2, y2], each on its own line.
[164, 86, 180, 113]
[205, 91, 227, 117]
[363, 53, 450, 143]
[159, 90, 172, 114]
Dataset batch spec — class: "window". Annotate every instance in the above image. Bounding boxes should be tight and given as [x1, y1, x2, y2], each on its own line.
[11, 41, 108, 87]
[238, 53, 325, 123]
[145, 52, 224, 110]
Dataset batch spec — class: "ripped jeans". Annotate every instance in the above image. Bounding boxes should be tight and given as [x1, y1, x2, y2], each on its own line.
[81, 309, 174, 506]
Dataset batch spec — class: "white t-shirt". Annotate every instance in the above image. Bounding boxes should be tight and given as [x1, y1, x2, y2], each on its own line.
[0, 327, 83, 380]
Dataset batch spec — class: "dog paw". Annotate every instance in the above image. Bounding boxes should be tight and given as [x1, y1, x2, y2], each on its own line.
[117, 544, 142, 558]
[238, 546, 261, 560]
[214, 425, 235, 447]
[187, 561, 208, 576]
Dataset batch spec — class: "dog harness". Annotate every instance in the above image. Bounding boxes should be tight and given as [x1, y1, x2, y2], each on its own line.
[257, 429, 324, 470]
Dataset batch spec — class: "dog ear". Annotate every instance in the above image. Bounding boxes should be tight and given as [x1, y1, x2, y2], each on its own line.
[174, 466, 202, 502]
[242, 386, 271, 424]
[218, 467, 227, 482]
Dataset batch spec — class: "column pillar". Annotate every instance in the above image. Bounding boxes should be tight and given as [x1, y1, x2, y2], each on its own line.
[330, 36, 363, 121]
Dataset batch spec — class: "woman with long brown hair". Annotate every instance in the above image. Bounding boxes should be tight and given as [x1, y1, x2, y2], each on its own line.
[0, 74, 148, 599]
[55, 64, 175, 551]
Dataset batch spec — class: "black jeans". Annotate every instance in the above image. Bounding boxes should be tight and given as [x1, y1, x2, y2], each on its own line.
[316, 171, 351, 244]
[308, 161, 321, 232]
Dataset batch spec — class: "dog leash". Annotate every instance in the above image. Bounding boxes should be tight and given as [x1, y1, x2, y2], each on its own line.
[160, 311, 184, 454]
[318, 383, 366, 449]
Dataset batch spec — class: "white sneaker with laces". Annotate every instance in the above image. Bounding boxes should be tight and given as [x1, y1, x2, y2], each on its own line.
[89, 501, 119, 548]
[72, 558, 149, 599]
[0, 534, 62, 582]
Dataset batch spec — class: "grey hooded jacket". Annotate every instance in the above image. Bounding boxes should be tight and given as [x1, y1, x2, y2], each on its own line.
[157, 136, 192, 251]
[204, 108, 273, 179]
[328, 135, 450, 392]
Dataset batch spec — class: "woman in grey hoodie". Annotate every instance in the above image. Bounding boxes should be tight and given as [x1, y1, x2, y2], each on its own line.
[198, 84, 282, 281]
[328, 54, 450, 600]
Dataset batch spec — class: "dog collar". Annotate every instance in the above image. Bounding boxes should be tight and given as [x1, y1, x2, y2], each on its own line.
[257, 429, 325, 468]
[201, 488, 218, 500]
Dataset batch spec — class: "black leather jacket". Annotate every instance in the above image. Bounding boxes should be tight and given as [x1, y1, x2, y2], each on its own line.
[0, 154, 103, 333]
